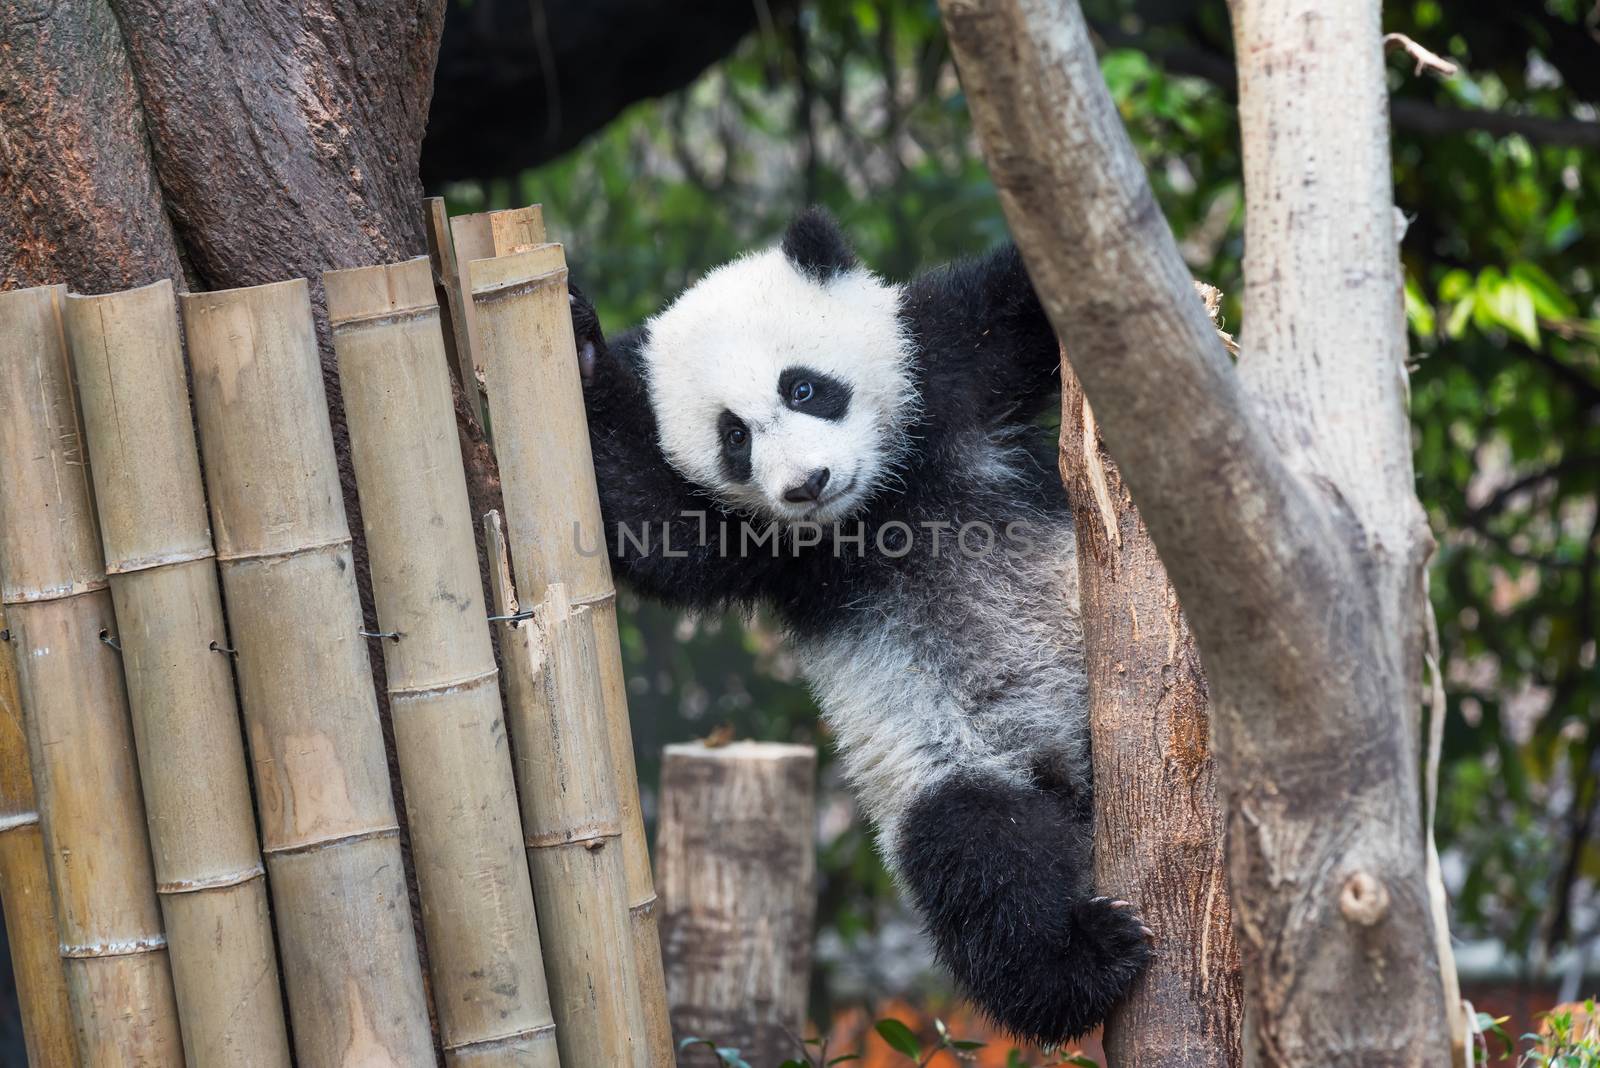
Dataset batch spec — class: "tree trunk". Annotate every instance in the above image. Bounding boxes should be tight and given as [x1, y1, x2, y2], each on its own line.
[937, 1, 1452, 1064]
[1059, 362, 1242, 1067]
[656, 742, 817, 1067]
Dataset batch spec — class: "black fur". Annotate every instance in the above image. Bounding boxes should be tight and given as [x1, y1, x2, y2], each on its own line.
[899, 776, 1151, 1045]
[781, 207, 858, 281]
[570, 215, 1149, 1044]
[778, 366, 851, 421]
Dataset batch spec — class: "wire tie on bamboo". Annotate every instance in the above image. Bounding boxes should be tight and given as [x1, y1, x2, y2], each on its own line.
[358, 629, 402, 642]
[97, 629, 121, 652]
[208, 640, 238, 656]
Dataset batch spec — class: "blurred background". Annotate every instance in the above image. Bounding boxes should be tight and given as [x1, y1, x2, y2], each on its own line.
[5, 0, 1597, 1062]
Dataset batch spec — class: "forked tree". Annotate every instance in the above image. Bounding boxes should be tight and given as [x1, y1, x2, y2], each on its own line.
[939, 0, 1457, 1064]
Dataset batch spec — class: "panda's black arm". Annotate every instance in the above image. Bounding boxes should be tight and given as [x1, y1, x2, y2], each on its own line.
[572, 297, 778, 613]
[902, 243, 1063, 430]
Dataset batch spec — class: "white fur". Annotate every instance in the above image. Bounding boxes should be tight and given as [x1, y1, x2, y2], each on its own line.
[794, 442, 1087, 875]
[640, 246, 919, 523]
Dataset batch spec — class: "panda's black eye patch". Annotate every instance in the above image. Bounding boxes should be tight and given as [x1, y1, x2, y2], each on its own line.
[717, 410, 752, 483]
[778, 366, 851, 421]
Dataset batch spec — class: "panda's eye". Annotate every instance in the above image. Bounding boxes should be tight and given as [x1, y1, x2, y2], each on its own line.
[725, 425, 747, 448]
[790, 380, 814, 405]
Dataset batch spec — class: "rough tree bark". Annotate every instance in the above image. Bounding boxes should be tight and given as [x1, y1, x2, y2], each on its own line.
[938, 1, 1452, 1064]
[1059, 358, 1243, 1068]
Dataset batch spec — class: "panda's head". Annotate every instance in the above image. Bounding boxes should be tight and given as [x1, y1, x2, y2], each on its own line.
[640, 209, 917, 525]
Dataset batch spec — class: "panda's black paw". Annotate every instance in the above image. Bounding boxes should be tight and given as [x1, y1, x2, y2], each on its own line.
[568, 283, 604, 384]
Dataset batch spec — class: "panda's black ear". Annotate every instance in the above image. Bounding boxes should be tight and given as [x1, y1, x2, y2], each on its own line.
[781, 207, 857, 282]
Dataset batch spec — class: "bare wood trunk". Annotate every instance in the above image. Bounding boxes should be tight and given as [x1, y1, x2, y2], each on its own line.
[0, 285, 184, 1065]
[482, 552, 646, 1068]
[0, 600, 78, 1067]
[656, 742, 817, 1067]
[182, 278, 435, 1068]
[63, 278, 293, 1067]
[328, 258, 560, 1067]
[937, 1, 1451, 1064]
[469, 245, 675, 1068]
[1059, 366, 1242, 1067]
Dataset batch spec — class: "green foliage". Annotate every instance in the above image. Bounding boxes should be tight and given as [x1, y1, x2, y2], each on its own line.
[447, 0, 1600, 1016]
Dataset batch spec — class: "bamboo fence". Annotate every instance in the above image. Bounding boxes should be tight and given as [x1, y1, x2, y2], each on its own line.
[182, 278, 435, 1067]
[65, 279, 293, 1067]
[486, 526, 647, 1068]
[0, 207, 684, 1066]
[0, 284, 184, 1065]
[327, 257, 559, 1067]
[0, 600, 77, 1067]
[468, 242, 675, 1068]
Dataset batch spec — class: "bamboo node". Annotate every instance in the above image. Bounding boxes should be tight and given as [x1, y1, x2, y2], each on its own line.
[471, 268, 569, 305]
[60, 935, 168, 959]
[261, 825, 401, 858]
[156, 865, 267, 895]
[388, 667, 499, 701]
[444, 1022, 558, 1055]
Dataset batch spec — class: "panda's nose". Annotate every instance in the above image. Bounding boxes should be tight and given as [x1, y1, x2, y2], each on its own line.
[782, 468, 831, 504]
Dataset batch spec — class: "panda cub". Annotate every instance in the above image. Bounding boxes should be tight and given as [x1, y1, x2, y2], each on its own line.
[569, 208, 1152, 1044]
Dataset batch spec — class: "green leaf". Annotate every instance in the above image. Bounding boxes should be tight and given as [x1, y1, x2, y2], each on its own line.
[951, 1039, 986, 1050]
[874, 1019, 922, 1060]
[827, 1057, 862, 1065]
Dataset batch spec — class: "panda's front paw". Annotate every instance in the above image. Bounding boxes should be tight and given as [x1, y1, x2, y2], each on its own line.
[568, 283, 605, 385]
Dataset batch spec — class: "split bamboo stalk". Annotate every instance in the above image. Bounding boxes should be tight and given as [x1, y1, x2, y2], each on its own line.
[429, 202, 547, 430]
[181, 277, 435, 1068]
[64, 279, 293, 1068]
[657, 742, 818, 1066]
[485, 518, 647, 1068]
[469, 244, 674, 1068]
[0, 284, 183, 1066]
[0, 601, 78, 1068]
[423, 198, 478, 412]
[326, 257, 559, 1068]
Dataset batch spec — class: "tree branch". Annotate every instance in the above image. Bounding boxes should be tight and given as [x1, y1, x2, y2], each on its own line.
[1091, 21, 1600, 150]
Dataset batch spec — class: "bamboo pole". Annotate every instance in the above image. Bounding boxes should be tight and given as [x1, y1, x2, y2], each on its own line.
[485, 518, 647, 1068]
[657, 742, 817, 1066]
[0, 284, 183, 1066]
[326, 257, 559, 1068]
[181, 278, 434, 1068]
[469, 244, 674, 1068]
[0, 601, 78, 1068]
[64, 279, 292, 1067]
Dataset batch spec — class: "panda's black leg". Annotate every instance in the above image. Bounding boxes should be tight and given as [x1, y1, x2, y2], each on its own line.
[896, 774, 1152, 1046]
